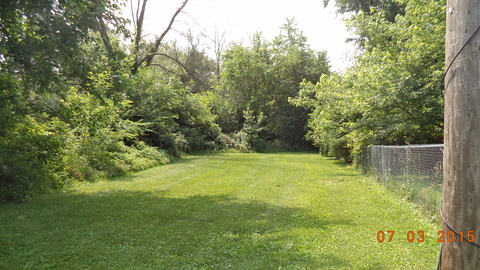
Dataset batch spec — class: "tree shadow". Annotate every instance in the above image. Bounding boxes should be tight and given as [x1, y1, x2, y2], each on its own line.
[0, 191, 350, 269]
[324, 157, 354, 168]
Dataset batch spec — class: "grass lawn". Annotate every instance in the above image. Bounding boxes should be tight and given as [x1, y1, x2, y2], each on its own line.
[0, 153, 440, 269]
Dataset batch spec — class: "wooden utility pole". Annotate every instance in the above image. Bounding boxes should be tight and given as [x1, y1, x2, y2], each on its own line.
[443, 0, 480, 268]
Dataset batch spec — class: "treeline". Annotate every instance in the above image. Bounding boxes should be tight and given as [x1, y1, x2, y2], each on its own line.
[0, 0, 329, 200]
[293, 0, 445, 163]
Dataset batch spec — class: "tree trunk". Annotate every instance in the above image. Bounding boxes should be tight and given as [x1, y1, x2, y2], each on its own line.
[442, 0, 480, 268]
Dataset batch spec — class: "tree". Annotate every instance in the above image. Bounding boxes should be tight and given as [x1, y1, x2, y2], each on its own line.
[323, 0, 405, 22]
[127, 0, 189, 74]
[220, 20, 329, 149]
[268, 19, 329, 147]
[292, 0, 445, 162]
[177, 33, 216, 93]
[0, 0, 140, 200]
[212, 27, 227, 82]
[0, 0, 127, 88]
[1, 0, 212, 200]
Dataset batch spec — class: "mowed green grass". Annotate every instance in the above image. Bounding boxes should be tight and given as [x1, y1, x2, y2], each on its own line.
[0, 153, 439, 269]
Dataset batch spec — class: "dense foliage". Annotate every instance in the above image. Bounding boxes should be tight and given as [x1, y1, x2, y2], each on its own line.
[0, 0, 219, 200]
[0, 0, 446, 200]
[220, 21, 329, 150]
[0, 1, 328, 200]
[292, 0, 445, 162]
[1, 0, 169, 200]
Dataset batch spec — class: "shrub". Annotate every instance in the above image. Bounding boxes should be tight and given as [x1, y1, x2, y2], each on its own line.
[172, 133, 189, 153]
[0, 115, 68, 201]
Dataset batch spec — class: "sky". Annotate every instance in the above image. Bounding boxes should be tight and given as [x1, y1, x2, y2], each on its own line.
[122, 0, 357, 72]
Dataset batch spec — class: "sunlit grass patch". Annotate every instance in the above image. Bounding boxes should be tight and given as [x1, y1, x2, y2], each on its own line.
[0, 153, 439, 269]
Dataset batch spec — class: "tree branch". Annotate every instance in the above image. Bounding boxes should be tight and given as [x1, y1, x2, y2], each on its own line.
[150, 63, 185, 78]
[96, 16, 116, 62]
[150, 53, 213, 91]
[131, 0, 189, 74]
[213, 27, 226, 81]
[149, 0, 189, 61]
[133, 0, 147, 58]
[394, 102, 443, 129]
[144, 0, 189, 67]
[130, 0, 136, 30]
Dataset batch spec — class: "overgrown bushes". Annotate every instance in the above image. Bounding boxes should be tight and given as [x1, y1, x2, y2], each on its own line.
[1, 1, 328, 201]
[292, 0, 445, 163]
[0, 86, 173, 201]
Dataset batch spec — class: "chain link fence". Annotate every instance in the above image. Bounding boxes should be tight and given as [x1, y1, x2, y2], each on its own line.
[361, 144, 443, 221]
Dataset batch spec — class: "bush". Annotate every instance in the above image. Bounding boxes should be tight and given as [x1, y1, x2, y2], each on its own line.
[0, 115, 68, 201]
[225, 109, 268, 152]
[172, 133, 189, 154]
[74, 139, 171, 178]
[64, 151, 98, 181]
[230, 131, 252, 152]
[0, 87, 174, 201]
[215, 133, 236, 149]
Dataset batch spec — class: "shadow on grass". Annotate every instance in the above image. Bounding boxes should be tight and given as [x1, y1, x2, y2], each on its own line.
[325, 157, 349, 167]
[0, 191, 350, 269]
